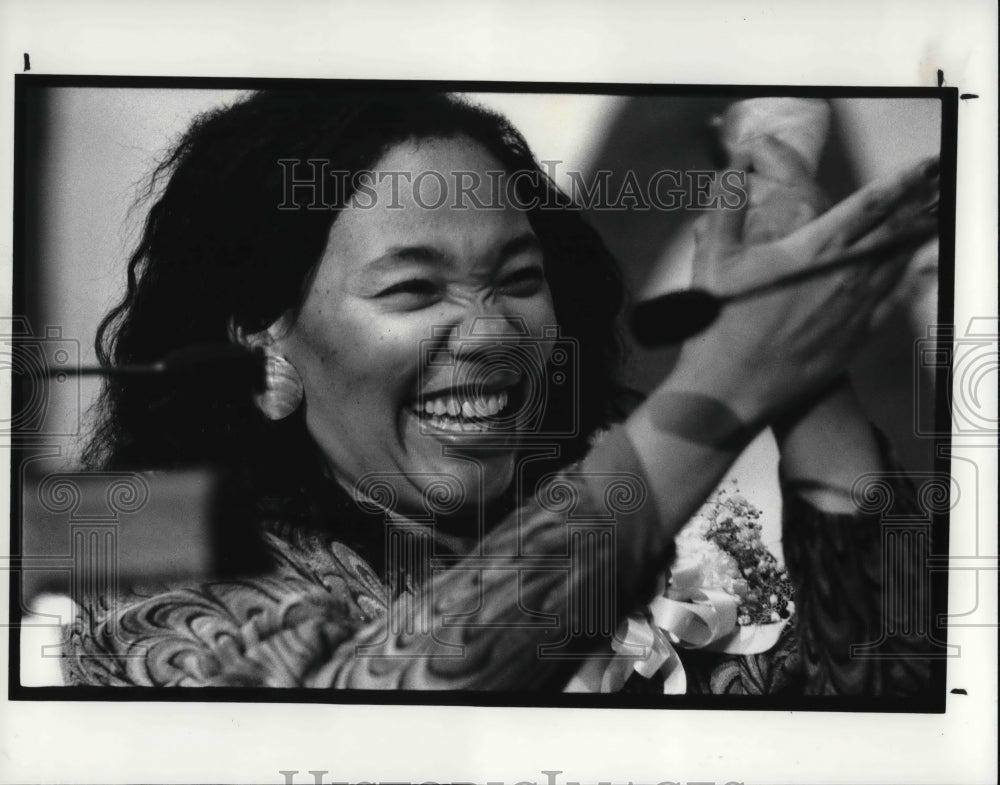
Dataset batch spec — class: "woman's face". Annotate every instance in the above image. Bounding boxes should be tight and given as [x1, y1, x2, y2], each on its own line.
[269, 136, 557, 517]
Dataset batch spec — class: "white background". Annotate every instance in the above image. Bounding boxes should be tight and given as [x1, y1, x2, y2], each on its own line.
[0, 1, 997, 784]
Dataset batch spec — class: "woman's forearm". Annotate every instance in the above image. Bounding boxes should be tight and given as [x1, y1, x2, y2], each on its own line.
[623, 374, 760, 536]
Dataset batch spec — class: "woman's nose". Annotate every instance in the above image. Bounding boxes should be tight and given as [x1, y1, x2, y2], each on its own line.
[438, 300, 530, 369]
[449, 301, 528, 346]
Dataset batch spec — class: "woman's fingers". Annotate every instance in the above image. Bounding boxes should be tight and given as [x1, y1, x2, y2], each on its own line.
[840, 189, 939, 260]
[843, 251, 913, 343]
[868, 239, 939, 334]
[818, 194, 938, 318]
[825, 236, 923, 346]
[863, 248, 915, 305]
[790, 155, 940, 257]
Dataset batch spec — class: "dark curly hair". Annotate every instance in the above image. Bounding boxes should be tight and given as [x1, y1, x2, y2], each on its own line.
[83, 88, 631, 575]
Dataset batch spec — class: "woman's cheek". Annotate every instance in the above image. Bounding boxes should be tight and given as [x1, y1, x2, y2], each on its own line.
[520, 288, 559, 351]
[373, 313, 444, 380]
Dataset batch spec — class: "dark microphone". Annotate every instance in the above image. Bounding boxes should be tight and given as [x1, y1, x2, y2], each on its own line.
[629, 232, 932, 347]
[631, 289, 724, 346]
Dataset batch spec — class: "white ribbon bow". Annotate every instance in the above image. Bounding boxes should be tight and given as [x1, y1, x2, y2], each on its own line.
[564, 567, 788, 694]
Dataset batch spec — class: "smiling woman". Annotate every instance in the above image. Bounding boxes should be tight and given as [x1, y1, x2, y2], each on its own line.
[62, 88, 939, 695]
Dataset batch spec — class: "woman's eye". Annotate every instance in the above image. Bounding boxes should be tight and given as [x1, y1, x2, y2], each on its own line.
[499, 266, 545, 296]
[376, 279, 442, 307]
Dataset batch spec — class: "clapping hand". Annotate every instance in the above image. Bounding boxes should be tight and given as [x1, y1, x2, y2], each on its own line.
[677, 144, 939, 429]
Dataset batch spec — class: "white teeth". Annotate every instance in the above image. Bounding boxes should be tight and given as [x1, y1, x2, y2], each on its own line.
[424, 414, 488, 432]
[413, 387, 515, 423]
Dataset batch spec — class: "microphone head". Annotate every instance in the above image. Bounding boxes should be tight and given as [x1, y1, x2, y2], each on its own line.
[630, 289, 723, 347]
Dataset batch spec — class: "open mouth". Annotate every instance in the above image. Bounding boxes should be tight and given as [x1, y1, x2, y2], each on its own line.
[409, 380, 524, 434]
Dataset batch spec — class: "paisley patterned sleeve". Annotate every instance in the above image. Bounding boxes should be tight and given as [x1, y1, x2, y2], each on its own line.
[62, 535, 389, 687]
[676, 619, 802, 696]
[779, 441, 935, 696]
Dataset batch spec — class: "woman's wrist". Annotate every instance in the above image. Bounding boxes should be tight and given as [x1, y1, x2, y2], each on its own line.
[774, 379, 886, 512]
[622, 365, 765, 538]
[771, 374, 851, 440]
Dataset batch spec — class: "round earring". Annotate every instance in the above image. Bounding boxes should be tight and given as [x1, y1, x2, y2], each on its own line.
[254, 354, 303, 420]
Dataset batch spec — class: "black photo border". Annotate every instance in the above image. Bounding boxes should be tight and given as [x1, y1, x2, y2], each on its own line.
[8, 73, 957, 713]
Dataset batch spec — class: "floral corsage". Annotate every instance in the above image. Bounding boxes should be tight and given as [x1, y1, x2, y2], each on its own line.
[565, 480, 794, 694]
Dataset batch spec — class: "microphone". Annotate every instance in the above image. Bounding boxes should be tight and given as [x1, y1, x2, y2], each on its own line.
[629, 232, 933, 347]
[43, 343, 268, 391]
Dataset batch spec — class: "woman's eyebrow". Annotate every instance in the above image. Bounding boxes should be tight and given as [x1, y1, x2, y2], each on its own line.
[363, 232, 542, 276]
[358, 246, 449, 283]
[371, 245, 449, 266]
